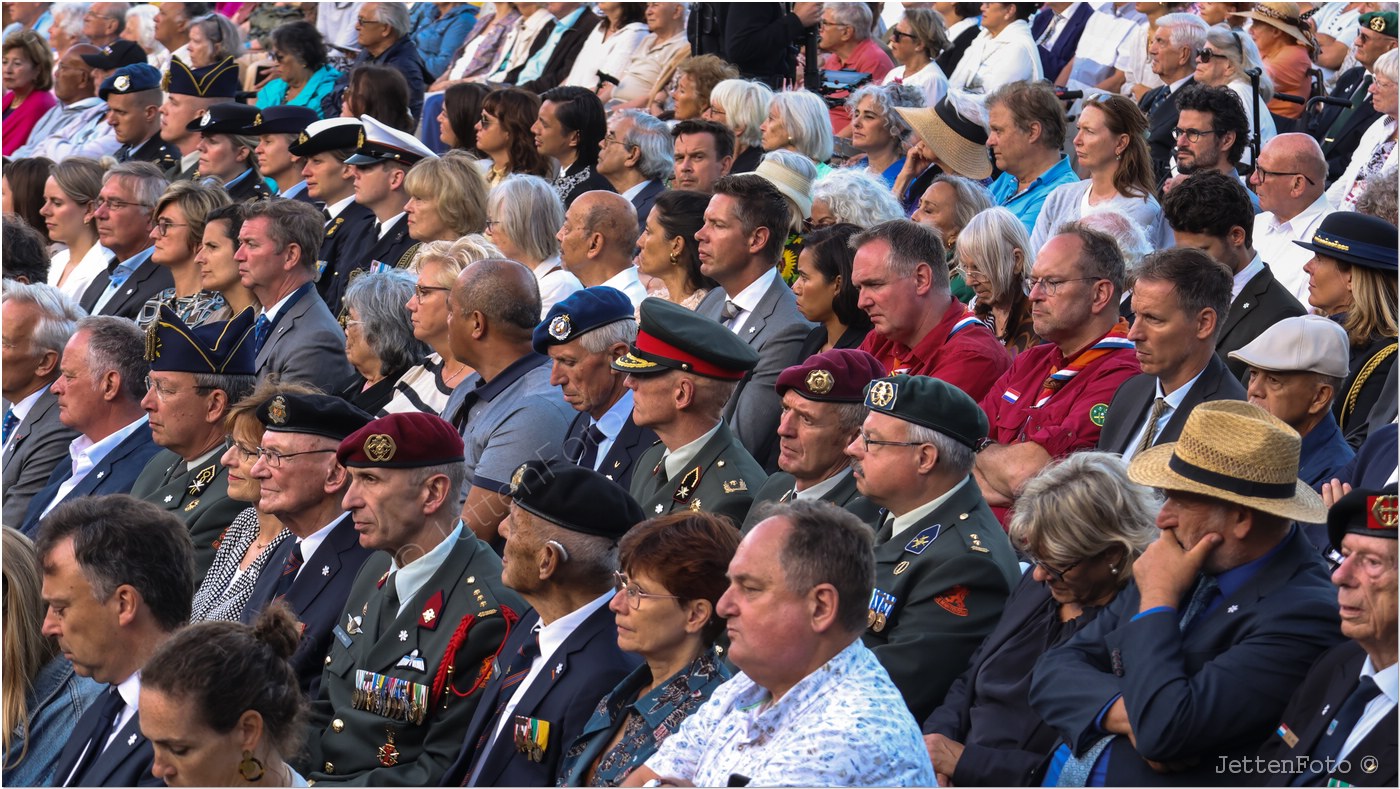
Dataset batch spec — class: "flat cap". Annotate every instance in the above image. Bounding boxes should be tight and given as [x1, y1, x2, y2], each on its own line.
[612, 297, 758, 380]
[146, 305, 257, 376]
[187, 101, 262, 134]
[508, 459, 643, 540]
[777, 348, 886, 402]
[241, 105, 319, 136]
[288, 117, 364, 157]
[345, 113, 439, 166]
[338, 412, 465, 468]
[532, 286, 634, 355]
[164, 56, 239, 98]
[863, 374, 988, 448]
[82, 40, 147, 71]
[100, 63, 162, 101]
[1228, 315, 1350, 378]
[257, 393, 372, 441]
[1292, 211, 1398, 271]
[1328, 484, 1398, 550]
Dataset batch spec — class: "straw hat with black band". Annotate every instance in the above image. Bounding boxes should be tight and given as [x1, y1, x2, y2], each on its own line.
[895, 96, 993, 181]
[1127, 400, 1326, 524]
[1231, 3, 1320, 54]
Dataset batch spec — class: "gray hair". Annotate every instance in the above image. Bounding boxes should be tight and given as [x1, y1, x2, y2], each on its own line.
[845, 83, 924, 154]
[828, 1, 872, 40]
[240, 199, 324, 271]
[771, 90, 834, 163]
[851, 219, 948, 286]
[956, 206, 1032, 307]
[95, 1, 129, 33]
[409, 460, 468, 507]
[615, 110, 674, 181]
[1055, 220, 1127, 296]
[78, 316, 147, 403]
[124, 4, 159, 53]
[766, 499, 874, 634]
[577, 317, 637, 355]
[1158, 12, 1208, 53]
[927, 175, 995, 238]
[906, 421, 975, 477]
[813, 169, 904, 228]
[51, 4, 89, 41]
[1072, 211, 1152, 273]
[370, 1, 411, 38]
[489, 174, 564, 264]
[190, 12, 242, 61]
[535, 515, 619, 587]
[192, 371, 254, 404]
[1204, 24, 1274, 102]
[103, 160, 169, 213]
[709, 79, 773, 149]
[410, 234, 502, 286]
[2, 281, 85, 359]
[893, 8, 951, 60]
[1376, 48, 1399, 85]
[759, 149, 817, 232]
[1009, 451, 1159, 581]
[1356, 166, 1398, 225]
[832, 402, 868, 435]
[344, 270, 430, 372]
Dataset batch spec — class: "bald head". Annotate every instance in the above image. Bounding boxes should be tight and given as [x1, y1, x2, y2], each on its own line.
[1266, 134, 1327, 184]
[1253, 133, 1327, 217]
[560, 191, 640, 284]
[57, 44, 102, 102]
[452, 258, 541, 340]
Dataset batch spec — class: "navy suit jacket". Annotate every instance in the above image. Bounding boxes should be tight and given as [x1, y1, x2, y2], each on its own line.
[241, 513, 375, 698]
[1314, 67, 1382, 184]
[563, 409, 657, 492]
[1096, 355, 1247, 455]
[1030, 526, 1343, 786]
[19, 422, 162, 536]
[442, 602, 640, 787]
[1031, 3, 1092, 82]
[78, 255, 174, 320]
[1336, 422, 1398, 490]
[1141, 77, 1194, 185]
[48, 690, 160, 787]
[628, 179, 666, 235]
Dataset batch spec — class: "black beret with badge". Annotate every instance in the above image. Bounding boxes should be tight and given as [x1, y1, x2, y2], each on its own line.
[863, 374, 989, 449]
[240, 105, 319, 136]
[100, 63, 162, 101]
[164, 55, 239, 98]
[82, 39, 147, 71]
[186, 101, 262, 134]
[612, 297, 758, 380]
[532, 286, 634, 354]
[257, 393, 373, 441]
[1327, 484, 1399, 550]
[777, 347, 886, 402]
[146, 305, 257, 375]
[288, 117, 365, 157]
[508, 459, 644, 541]
[337, 412, 465, 468]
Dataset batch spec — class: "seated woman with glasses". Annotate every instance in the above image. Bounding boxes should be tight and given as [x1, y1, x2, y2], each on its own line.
[137, 181, 233, 330]
[187, 13, 241, 68]
[486, 174, 580, 318]
[957, 207, 1038, 358]
[189, 381, 312, 623]
[475, 87, 553, 188]
[921, 451, 1157, 787]
[556, 512, 738, 787]
[339, 271, 429, 414]
[256, 21, 342, 119]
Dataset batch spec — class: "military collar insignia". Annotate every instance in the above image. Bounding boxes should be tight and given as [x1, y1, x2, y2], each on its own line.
[188, 463, 218, 496]
[673, 466, 702, 502]
[419, 590, 444, 630]
[904, 523, 942, 555]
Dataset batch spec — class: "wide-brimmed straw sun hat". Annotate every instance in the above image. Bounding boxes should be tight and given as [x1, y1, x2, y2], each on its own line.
[1231, 3, 1317, 49]
[1127, 400, 1326, 523]
[895, 96, 993, 181]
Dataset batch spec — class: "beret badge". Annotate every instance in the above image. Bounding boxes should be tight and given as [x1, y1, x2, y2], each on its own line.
[867, 380, 897, 409]
[548, 314, 572, 341]
[268, 395, 289, 425]
[1372, 495, 1400, 528]
[114, 74, 130, 92]
[363, 434, 397, 463]
[1372, 14, 1387, 31]
[200, 110, 212, 127]
[510, 463, 528, 494]
[805, 369, 835, 395]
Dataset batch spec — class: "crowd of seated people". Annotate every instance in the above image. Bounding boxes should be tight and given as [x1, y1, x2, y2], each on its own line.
[1, 2, 1397, 787]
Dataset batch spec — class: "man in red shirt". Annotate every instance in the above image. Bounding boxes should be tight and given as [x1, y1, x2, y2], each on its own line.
[853, 220, 1010, 402]
[974, 222, 1140, 522]
[819, 2, 894, 134]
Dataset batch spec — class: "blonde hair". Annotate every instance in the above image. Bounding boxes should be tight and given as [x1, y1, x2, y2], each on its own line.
[2, 528, 57, 769]
[404, 151, 489, 239]
[1343, 264, 1399, 346]
[410, 234, 503, 287]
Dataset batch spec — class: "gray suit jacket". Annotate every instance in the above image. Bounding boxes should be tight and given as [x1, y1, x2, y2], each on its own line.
[697, 277, 814, 471]
[255, 284, 357, 392]
[2, 387, 78, 528]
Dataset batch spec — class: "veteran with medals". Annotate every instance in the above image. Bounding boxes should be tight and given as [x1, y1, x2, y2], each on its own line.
[846, 374, 1020, 722]
[304, 412, 524, 786]
[129, 305, 257, 576]
[620, 298, 768, 525]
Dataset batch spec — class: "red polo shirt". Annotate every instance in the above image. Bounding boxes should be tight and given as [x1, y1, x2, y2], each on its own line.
[860, 299, 1011, 403]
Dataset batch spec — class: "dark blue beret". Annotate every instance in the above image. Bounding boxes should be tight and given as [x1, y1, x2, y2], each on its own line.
[532, 286, 635, 354]
[99, 63, 162, 100]
[257, 393, 372, 442]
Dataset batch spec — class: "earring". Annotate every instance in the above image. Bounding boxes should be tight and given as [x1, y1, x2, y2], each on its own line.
[1115, 153, 1122, 161]
[670, 251, 680, 265]
[239, 751, 265, 782]
[1110, 565, 1119, 575]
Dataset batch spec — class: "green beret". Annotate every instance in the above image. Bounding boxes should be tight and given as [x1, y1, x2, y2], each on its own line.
[1361, 11, 1397, 38]
[862, 374, 988, 449]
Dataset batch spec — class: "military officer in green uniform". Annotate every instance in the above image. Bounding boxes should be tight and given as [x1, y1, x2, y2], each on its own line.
[130, 304, 257, 576]
[739, 348, 885, 533]
[305, 412, 526, 786]
[617, 298, 768, 526]
[846, 374, 1021, 722]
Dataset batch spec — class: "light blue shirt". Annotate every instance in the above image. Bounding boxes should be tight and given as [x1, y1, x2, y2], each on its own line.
[387, 522, 463, 616]
[989, 155, 1080, 236]
[516, 6, 586, 84]
[90, 246, 154, 314]
[584, 390, 635, 471]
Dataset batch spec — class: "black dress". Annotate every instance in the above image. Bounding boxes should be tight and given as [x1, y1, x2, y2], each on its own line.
[797, 323, 870, 360]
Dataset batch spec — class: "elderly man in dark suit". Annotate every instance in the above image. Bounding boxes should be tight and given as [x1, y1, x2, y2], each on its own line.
[1257, 485, 1397, 787]
[2, 283, 82, 527]
[1098, 248, 1245, 459]
[442, 460, 644, 787]
[78, 162, 174, 321]
[1031, 401, 1344, 786]
[1139, 13, 1207, 185]
[596, 110, 671, 236]
[19, 317, 163, 535]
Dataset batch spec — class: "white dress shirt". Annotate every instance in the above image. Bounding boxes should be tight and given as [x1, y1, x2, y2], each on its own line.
[42, 416, 149, 517]
[722, 267, 778, 336]
[1253, 194, 1334, 304]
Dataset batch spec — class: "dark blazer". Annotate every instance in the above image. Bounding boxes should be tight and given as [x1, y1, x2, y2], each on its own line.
[78, 254, 175, 320]
[324, 36, 432, 123]
[556, 162, 615, 208]
[739, 469, 879, 533]
[315, 201, 378, 315]
[1336, 422, 1398, 490]
[503, 18, 558, 86]
[255, 284, 358, 393]
[442, 604, 641, 787]
[1031, 2, 1093, 82]
[128, 448, 245, 578]
[628, 179, 666, 234]
[629, 421, 768, 527]
[115, 134, 179, 170]
[364, 217, 420, 271]
[241, 513, 376, 697]
[1096, 355, 1247, 455]
[1314, 67, 1381, 184]
[937, 21, 981, 78]
[1338, 334, 1397, 449]
[1141, 77, 1194, 185]
[796, 322, 869, 361]
[564, 409, 657, 492]
[224, 170, 271, 203]
[47, 693, 159, 787]
[19, 422, 162, 536]
[2, 386, 78, 528]
[517, 9, 601, 93]
[1217, 263, 1307, 380]
[1029, 526, 1344, 786]
[697, 279, 816, 471]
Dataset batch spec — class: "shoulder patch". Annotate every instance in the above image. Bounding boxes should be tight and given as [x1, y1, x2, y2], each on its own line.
[1089, 403, 1109, 427]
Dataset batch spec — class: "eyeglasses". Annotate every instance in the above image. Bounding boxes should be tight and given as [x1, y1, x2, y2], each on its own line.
[224, 437, 258, 462]
[478, 114, 495, 129]
[94, 197, 151, 212]
[154, 219, 190, 237]
[1195, 48, 1231, 64]
[484, 219, 501, 232]
[857, 430, 925, 452]
[254, 446, 336, 468]
[343, 318, 364, 330]
[613, 571, 682, 609]
[354, 16, 385, 27]
[145, 375, 217, 400]
[413, 284, 450, 300]
[889, 29, 917, 43]
[1171, 127, 1218, 143]
[1023, 276, 1100, 297]
[601, 132, 633, 149]
[1253, 165, 1317, 186]
[819, 19, 851, 29]
[955, 265, 988, 283]
[1030, 556, 1084, 583]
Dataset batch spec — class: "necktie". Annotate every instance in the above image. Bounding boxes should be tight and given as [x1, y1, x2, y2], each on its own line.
[1137, 397, 1169, 453]
[271, 542, 305, 602]
[1325, 75, 1373, 146]
[874, 511, 894, 546]
[1178, 574, 1220, 632]
[1037, 12, 1063, 46]
[1290, 676, 1383, 786]
[321, 207, 333, 224]
[253, 314, 272, 354]
[720, 299, 741, 325]
[2, 408, 19, 444]
[68, 687, 126, 784]
[464, 631, 542, 785]
[576, 424, 606, 470]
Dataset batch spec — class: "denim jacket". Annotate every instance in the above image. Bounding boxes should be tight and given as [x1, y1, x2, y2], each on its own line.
[3, 655, 103, 787]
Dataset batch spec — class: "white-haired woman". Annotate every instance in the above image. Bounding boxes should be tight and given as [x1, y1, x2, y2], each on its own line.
[122, 4, 169, 67]
[845, 82, 925, 190]
[1194, 24, 1276, 162]
[956, 206, 1038, 356]
[487, 173, 581, 317]
[754, 150, 816, 285]
[706, 78, 773, 174]
[810, 169, 905, 229]
[761, 89, 834, 177]
[1328, 49, 1398, 212]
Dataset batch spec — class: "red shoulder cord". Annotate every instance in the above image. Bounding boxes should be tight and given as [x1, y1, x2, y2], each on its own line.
[430, 604, 521, 710]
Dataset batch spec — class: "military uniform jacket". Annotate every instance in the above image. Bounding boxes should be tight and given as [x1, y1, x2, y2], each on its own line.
[315, 202, 378, 315]
[2, 386, 77, 528]
[1315, 66, 1383, 184]
[115, 134, 179, 169]
[1258, 640, 1397, 787]
[629, 421, 768, 527]
[325, 216, 420, 320]
[738, 469, 880, 533]
[863, 479, 1021, 723]
[129, 448, 244, 578]
[305, 534, 524, 786]
[224, 170, 271, 204]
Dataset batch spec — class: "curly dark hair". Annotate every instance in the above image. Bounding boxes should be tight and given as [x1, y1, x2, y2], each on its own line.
[1174, 83, 1249, 167]
[1162, 169, 1255, 248]
[266, 20, 327, 73]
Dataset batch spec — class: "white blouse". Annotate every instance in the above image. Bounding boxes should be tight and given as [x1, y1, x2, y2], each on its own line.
[47, 242, 111, 302]
[563, 20, 649, 90]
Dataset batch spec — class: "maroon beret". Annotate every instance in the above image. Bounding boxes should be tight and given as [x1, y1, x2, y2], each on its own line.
[776, 348, 887, 403]
[337, 412, 465, 468]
